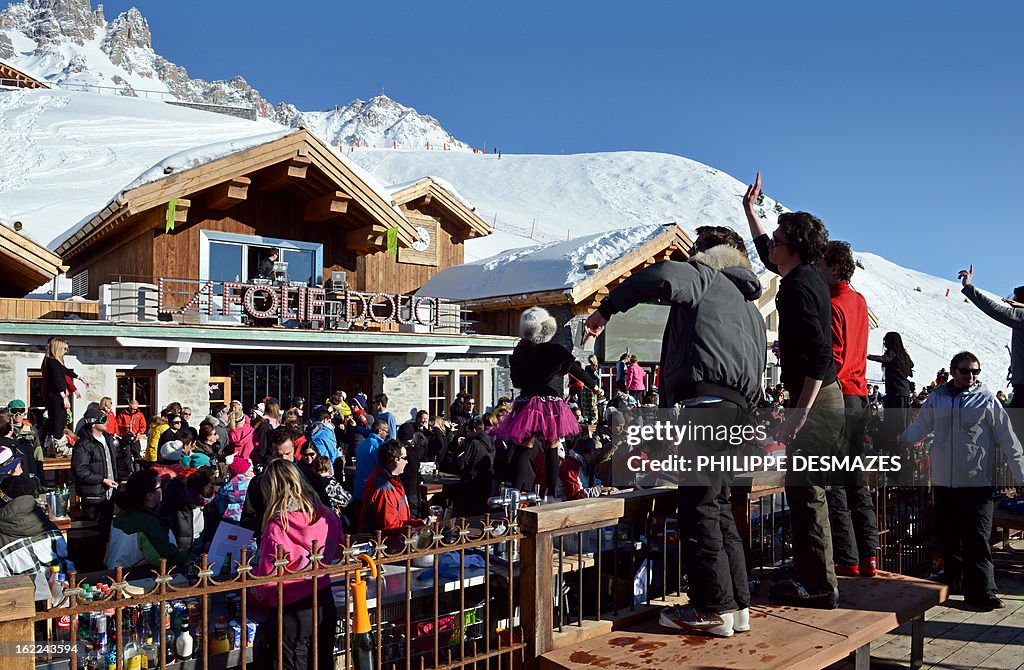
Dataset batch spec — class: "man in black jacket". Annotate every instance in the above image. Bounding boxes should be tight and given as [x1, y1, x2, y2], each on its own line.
[743, 173, 845, 609]
[455, 419, 496, 517]
[583, 227, 766, 636]
[397, 421, 427, 519]
[239, 426, 329, 533]
[71, 407, 119, 538]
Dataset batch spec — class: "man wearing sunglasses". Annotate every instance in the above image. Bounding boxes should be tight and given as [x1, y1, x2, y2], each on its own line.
[899, 351, 1024, 611]
[6, 400, 42, 478]
[959, 265, 1024, 438]
[743, 173, 845, 609]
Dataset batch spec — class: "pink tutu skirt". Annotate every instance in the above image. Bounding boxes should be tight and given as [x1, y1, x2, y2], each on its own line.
[493, 396, 581, 443]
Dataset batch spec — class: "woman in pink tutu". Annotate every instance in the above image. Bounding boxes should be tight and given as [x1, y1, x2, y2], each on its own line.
[495, 307, 600, 495]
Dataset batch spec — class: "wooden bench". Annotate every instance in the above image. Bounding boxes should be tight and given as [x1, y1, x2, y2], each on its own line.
[992, 507, 1024, 548]
[539, 572, 947, 670]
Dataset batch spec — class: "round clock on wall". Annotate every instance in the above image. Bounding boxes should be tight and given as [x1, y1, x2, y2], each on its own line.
[412, 225, 431, 252]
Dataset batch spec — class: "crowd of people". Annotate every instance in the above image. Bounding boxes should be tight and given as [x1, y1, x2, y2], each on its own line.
[0, 173, 1021, 656]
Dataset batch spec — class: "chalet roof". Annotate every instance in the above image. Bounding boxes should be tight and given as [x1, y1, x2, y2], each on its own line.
[389, 177, 492, 238]
[55, 129, 426, 260]
[418, 223, 693, 310]
[0, 221, 66, 297]
[0, 61, 48, 89]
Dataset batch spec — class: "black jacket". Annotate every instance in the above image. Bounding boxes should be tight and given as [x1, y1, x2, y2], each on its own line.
[600, 247, 767, 409]
[41, 357, 76, 398]
[239, 461, 329, 532]
[398, 425, 429, 519]
[754, 234, 837, 398]
[71, 432, 118, 502]
[510, 342, 597, 398]
[867, 350, 913, 398]
[456, 432, 496, 517]
[159, 477, 220, 556]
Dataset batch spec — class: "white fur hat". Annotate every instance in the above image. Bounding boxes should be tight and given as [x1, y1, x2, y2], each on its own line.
[520, 307, 557, 344]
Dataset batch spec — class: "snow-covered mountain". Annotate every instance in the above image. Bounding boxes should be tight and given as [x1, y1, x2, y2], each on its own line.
[0, 0, 470, 150]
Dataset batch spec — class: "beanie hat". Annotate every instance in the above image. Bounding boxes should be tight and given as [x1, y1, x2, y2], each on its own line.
[228, 456, 252, 477]
[83, 406, 107, 426]
[0, 474, 33, 504]
[181, 452, 212, 469]
[159, 440, 183, 463]
[6, 399, 26, 411]
[251, 403, 265, 418]
[0, 445, 22, 476]
[397, 423, 416, 443]
[519, 307, 557, 344]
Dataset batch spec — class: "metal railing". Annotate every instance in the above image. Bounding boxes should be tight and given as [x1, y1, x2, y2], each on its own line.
[25, 517, 523, 670]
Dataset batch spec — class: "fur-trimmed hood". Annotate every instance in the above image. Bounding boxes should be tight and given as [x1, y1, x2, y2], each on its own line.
[689, 244, 762, 301]
[520, 307, 557, 344]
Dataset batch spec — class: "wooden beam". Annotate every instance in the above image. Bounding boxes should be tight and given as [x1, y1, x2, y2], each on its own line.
[303, 190, 351, 222]
[205, 176, 251, 210]
[343, 223, 388, 253]
[259, 156, 311, 191]
[167, 198, 190, 226]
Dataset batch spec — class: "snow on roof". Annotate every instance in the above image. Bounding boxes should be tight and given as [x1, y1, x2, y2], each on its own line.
[419, 223, 670, 301]
[0, 88, 280, 249]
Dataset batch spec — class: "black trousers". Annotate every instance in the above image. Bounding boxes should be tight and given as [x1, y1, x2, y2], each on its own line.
[934, 486, 997, 600]
[676, 401, 750, 614]
[786, 381, 844, 594]
[43, 393, 67, 446]
[881, 395, 911, 452]
[253, 590, 338, 670]
[827, 395, 879, 565]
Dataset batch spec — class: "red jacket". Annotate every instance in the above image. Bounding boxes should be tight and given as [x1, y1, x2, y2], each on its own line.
[117, 410, 148, 438]
[559, 452, 602, 500]
[103, 409, 117, 436]
[830, 281, 869, 397]
[359, 465, 412, 533]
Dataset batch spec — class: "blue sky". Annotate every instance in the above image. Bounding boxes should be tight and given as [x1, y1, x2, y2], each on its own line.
[99, 1, 1022, 294]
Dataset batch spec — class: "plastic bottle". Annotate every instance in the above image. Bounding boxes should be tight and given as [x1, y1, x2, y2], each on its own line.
[48, 565, 65, 604]
[209, 616, 230, 655]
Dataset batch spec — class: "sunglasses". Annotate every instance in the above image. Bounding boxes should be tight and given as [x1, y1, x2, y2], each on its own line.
[302, 452, 317, 458]
[768, 236, 789, 247]
[10, 409, 25, 416]
[956, 367, 981, 376]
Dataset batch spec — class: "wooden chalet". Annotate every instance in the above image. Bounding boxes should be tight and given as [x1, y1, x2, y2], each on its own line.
[58, 129, 492, 300]
[461, 224, 695, 337]
[0, 61, 48, 89]
[0, 129, 513, 426]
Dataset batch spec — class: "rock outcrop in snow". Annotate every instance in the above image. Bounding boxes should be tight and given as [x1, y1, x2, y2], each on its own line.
[0, 0, 471, 149]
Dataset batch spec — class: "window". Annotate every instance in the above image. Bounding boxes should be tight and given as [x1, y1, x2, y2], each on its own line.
[116, 370, 155, 414]
[428, 371, 451, 419]
[200, 232, 322, 287]
[26, 372, 49, 432]
[230, 364, 295, 409]
[459, 371, 481, 408]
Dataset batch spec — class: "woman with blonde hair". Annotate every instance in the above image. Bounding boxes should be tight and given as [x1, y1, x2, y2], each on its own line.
[40, 337, 91, 446]
[98, 397, 117, 436]
[251, 459, 342, 669]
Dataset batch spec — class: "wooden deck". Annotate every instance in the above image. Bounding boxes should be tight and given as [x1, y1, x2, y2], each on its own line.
[861, 539, 1024, 670]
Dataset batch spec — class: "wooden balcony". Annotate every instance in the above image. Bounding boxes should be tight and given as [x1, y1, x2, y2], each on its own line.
[0, 298, 99, 321]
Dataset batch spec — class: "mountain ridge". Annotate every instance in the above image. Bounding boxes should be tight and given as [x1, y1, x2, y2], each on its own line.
[0, 0, 472, 150]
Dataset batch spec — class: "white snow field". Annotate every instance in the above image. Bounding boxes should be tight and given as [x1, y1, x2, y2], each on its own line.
[0, 88, 1013, 387]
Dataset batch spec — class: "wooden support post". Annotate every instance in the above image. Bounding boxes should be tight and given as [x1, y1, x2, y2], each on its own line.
[259, 156, 311, 191]
[205, 176, 251, 210]
[851, 644, 870, 670]
[0, 576, 37, 670]
[343, 223, 388, 253]
[910, 615, 924, 668]
[521, 531, 553, 670]
[303, 190, 351, 222]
